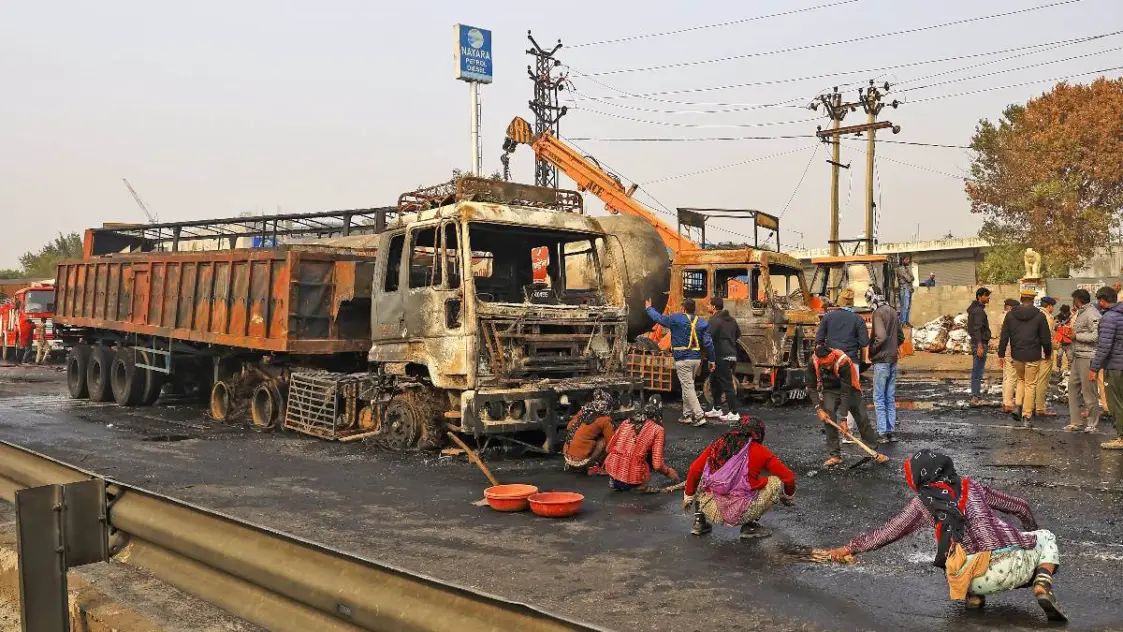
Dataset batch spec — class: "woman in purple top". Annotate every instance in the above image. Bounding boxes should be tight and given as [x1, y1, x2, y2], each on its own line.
[813, 450, 1065, 621]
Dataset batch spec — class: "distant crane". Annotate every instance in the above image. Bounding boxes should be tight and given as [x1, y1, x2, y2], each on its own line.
[121, 178, 157, 224]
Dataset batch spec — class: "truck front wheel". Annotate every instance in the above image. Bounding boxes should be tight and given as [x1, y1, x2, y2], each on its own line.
[377, 391, 433, 451]
[66, 344, 91, 399]
[86, 345, 114, 402]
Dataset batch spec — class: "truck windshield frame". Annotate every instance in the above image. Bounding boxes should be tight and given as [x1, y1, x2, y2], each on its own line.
[24, 290, 55, 313]
[466, 222, 606, 305]
[766, 264, 807, 309]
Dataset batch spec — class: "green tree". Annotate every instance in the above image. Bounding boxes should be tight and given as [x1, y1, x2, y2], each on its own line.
[0, 269, 24, 279]
[966, 78, 1123, 271]
[18, 232, 83, 279]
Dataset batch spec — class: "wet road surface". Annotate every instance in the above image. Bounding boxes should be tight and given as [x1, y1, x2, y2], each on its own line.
[0, 365, 1121, 631]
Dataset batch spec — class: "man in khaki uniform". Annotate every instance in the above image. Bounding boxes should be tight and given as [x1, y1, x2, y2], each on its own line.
[1034, 297, 1058, 416]
[35, 319, 49, 364]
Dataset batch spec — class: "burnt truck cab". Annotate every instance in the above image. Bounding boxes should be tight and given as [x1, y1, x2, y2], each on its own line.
[368, 179, 636, 445]
[668, 248, 819, 404]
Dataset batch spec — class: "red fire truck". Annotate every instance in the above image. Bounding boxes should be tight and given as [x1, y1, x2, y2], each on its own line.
[1, 282, 60, 362]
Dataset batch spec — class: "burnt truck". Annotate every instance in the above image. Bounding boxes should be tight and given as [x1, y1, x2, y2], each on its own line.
[53, 178, 645, 451]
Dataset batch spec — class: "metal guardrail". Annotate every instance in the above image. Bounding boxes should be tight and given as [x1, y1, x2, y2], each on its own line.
[0, 441, 598, 632]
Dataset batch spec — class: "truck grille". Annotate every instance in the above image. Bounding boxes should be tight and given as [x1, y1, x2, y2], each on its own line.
[478, 317, 623, 384]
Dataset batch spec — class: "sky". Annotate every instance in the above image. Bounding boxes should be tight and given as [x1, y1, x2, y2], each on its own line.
[2, 0, 1121, 267]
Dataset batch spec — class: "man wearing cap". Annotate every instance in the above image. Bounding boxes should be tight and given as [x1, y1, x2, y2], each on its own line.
[999, 298, 1022, 413]
[966, 287, 992, 406]
[999, 289, 1053, 428]
[1034, 297, 1059, 416]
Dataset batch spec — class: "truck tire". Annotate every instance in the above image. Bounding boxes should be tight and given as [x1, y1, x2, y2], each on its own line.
[210, 380, 233, 422]
[86, 345, 114, 402]
[66, 344, 91, 399]
[377, 391, 432, 451]
[137, 350, 165, 406]
[111, 348, 145, 406]
[249, 382, 283, 432]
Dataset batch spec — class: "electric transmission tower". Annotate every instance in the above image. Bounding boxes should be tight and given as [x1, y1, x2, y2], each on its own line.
[526, 31, 567, 188]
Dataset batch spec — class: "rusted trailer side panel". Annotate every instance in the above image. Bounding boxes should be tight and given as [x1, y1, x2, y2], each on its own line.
[55, 247, 375, 355]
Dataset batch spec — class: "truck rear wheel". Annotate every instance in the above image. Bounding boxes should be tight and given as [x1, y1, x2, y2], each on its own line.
[66, 344, 91, 399]
[111, 348, 145, 406]
[210, 380, 233, 421]
[249, 382, 283, 432]
[137, 350, 165, 405]
[86, 345, 114, 402]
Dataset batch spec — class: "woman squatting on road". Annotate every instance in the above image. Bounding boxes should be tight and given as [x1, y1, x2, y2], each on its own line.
[682, 414, 796, 540]
[813, 450, 1066, 622]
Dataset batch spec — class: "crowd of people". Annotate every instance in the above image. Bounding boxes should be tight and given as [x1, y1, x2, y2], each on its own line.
[552, 278, 1123, 621]
[986, 285, 1123, 450]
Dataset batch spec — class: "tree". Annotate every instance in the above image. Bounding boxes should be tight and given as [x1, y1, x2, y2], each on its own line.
[18, 233, 83, 279]
[966, 78, 1123, 272]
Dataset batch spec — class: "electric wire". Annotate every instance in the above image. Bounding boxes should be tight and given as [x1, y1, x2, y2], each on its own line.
[569, 0, 859, 48]
[567, 105, 821, 129]
[898, 45, 1123, 92]
[584, 0, 1086, 76]
[780, 145, 820, 218]
[903, 65, 1123, 103]
[641, 144, 819, 185]
[570, 30, 1120, 106]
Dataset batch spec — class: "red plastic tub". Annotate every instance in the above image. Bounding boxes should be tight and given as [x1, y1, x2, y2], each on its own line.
[528, 492, 585, 518]
[483, 484, 539, 512]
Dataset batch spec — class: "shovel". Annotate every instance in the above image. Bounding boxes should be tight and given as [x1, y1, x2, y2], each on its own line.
[816, 411, 886, 468]
[447, 432, 501, 506]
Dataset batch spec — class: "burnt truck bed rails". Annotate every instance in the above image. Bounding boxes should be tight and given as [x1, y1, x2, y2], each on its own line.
[54, 245, 376, 354]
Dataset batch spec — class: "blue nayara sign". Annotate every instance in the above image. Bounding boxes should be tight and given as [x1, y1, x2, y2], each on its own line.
[454, 24, 492, 83]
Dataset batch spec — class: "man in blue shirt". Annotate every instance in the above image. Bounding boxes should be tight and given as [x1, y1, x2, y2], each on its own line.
[815, 288, 870, 366]
[645, 297, 716, 427]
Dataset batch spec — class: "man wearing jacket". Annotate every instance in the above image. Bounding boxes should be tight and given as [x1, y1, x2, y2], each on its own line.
[896, 255, 915, 326]
[646, 297, 716, 427]
[999, 298, 1022, 413]
[966, 288, 992, 406]
[998, 289, 1052, 428]
[704, 298, 742, 423]
[814, 288, 869, 367]
[1065, 289, 1101, 433]
[867, 287, 902, 443]
[1090, 286, 1123, 449]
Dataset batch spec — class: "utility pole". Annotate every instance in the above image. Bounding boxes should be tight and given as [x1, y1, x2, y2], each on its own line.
[811, 88, 854, 257]
[526, 31, 567, 188]
[812, 84, 899, 255]
[858, 80, 899, 255]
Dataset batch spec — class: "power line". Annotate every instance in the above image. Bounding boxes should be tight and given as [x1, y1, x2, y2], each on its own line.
[563, 136, 968, 148]
[642, 144, 819, 185]
[584, 0, 1086, 76]
[569, 0, 859, 48]
[894, 30, 1123, 87]
[572, 30, 1120, 105]
[780, 145, 820, 218]
[841, 140, 969, 180]
[904, 65, 1123, 103]
[567, 87, 802, 115]
[567, 106, 821, 129]
[899, 45, 1123, 92]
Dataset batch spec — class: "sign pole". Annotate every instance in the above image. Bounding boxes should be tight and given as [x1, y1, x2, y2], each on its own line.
[469, 81, 481, 176]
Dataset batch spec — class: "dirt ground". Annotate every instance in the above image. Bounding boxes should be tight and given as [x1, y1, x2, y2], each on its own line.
[0, 361, 1120, 631]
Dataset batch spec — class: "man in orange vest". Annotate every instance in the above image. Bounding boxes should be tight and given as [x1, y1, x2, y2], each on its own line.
[811, 341, 887, 468]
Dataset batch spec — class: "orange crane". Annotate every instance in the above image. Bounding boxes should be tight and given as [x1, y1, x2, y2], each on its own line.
[503, 117, 821, 402]
[503, 117, 697, 255]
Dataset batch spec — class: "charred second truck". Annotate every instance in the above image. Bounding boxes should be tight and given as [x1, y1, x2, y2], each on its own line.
[53, 178, 647, 450]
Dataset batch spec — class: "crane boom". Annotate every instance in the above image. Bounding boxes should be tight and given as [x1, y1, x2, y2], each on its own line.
[504, 117, 697, 253]
[122, 177, 157, 224]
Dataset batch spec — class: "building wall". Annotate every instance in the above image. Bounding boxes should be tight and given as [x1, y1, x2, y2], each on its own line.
[909, 283, 1020, 337]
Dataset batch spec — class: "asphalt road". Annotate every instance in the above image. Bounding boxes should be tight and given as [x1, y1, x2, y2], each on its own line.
[0, 364, 1121, 631]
